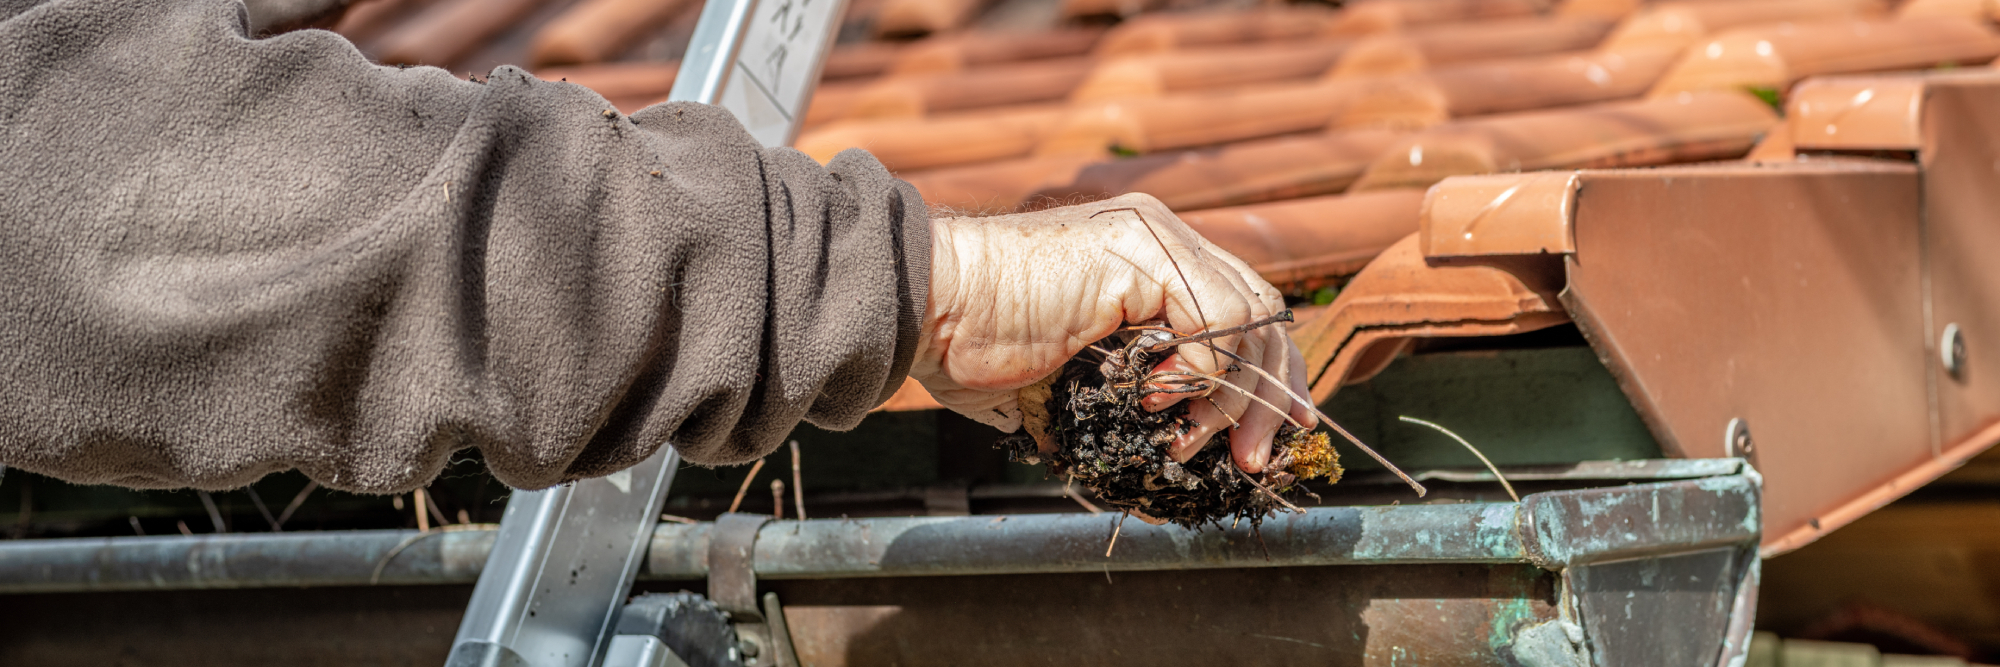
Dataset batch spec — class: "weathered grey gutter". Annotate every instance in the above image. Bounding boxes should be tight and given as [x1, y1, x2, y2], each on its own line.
[0, 473, 1757, 594]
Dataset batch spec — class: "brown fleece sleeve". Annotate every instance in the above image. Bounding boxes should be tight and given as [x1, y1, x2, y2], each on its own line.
[0, 0, 929, 492]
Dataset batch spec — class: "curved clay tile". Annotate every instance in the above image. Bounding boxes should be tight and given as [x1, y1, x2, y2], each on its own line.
[1555, 0, 1642, 20]
[529, 0, 693, 67]
[902, 154, 1104, 215]
[844, 59, 1097, 120]
[1069, 41, 1355, 102]
[1094, 6, 1341, 56]
[1288, 235, 1568, 401]
[797, 107, 1071, 171]
[1898, 0, 2000, 21]
[1327, 0, 1553, 36]
[1328, 16, 1616, 75]
[372, 0, 551, 69]
[1025, 128, 1409, 212]
[822, 42, 904, 82]
[874, 0, 994, 38]
[1060, 0, 1164, 21]
[1350, 89, 1779, 190]
[1178, 189, 1430, 293]
[1398, 45, 1684, 121]
[888, 28, 1106, 75]
[335, 0, 435, 46]
[1648, 17, 2000, 96]
[533, 61, 681, 113]
[1602, 0, 1890, 51]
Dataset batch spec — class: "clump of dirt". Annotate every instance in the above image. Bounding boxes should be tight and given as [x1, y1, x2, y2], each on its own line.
[1001, 332, 1341, 529]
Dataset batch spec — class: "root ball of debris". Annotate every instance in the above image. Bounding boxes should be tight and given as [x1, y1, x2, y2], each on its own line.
[1003, 332, 1340, 529]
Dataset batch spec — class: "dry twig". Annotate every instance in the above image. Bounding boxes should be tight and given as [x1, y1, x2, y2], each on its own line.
[1400, 416, 1518, 502]
[790, 441, 807, 521]
[728, 459, 766, 513]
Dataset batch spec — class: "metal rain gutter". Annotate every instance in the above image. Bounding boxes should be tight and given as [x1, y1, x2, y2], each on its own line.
[0, 469, 1756, 594]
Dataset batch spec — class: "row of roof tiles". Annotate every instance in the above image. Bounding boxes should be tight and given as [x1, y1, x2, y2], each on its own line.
[319, 0, 2000, 418]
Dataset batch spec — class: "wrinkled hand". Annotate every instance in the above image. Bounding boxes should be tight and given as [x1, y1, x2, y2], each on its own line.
[910, 193, 1316, 474]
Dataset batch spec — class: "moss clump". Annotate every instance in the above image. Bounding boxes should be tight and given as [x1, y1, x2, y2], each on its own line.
[1001, 334, 1338, 529]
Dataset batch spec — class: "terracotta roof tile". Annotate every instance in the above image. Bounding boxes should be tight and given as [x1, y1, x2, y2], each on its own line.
[529, 0, 694, 67]
[1060, 0, 1164, 21]
[1326, 0, 1553, 36]
[874, 0, 993, 38]
[1325, 16, 1615, 76]
[887, 27, 1107, 74]
[1349, 89, 1779, 190]
[1092, 5, 1342, 56]
[1898, 0, 2000, 21]
[1015, 127, 1409, 211]
[1602, 0, 1890, 51]
[1648, 17, 2000, 96]
[372, 0, 554, 69]
[1178, 188, 1430, 291]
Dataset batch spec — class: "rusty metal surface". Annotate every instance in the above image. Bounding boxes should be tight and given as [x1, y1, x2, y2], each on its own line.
[0, 528, 495, 593]
[1517, 475, 1760, 569]
[1568, 547, 1752, 666]
[773, 564, 1560, 667]
[0, 470, 1762, 593]
[1560, 160, 1929, 554]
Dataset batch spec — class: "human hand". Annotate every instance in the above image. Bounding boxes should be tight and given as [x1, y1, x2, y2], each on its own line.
[909, 193, 1317, 473]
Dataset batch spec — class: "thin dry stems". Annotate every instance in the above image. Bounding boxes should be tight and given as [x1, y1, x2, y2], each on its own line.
[728, 459, 766, 513]
[275, 480, 318, 529]
[1230, 464, 1303, 513]
[1150, 370, 1305, 431]
[1105, 512, 1128, 557]
[1399, 416, 1517, 502]
[1064, 479, 1104, 513]
[1092, 203, 1427, 499]
[1200, 344, 1428, 497]
[770, 480, 786, 520]
[1092, 207, 1217, 370]
[789, 441, 807, 521]
[413, 488, 430, 532]
[1143, 311, 1295, 353]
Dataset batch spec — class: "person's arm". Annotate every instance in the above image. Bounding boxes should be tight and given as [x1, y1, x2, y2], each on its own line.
[0, 0, 925, 492]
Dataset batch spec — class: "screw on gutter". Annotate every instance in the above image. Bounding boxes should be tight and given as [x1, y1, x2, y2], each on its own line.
[1725, 418, 1754, 459]
[1943, 323, 1967, 382]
